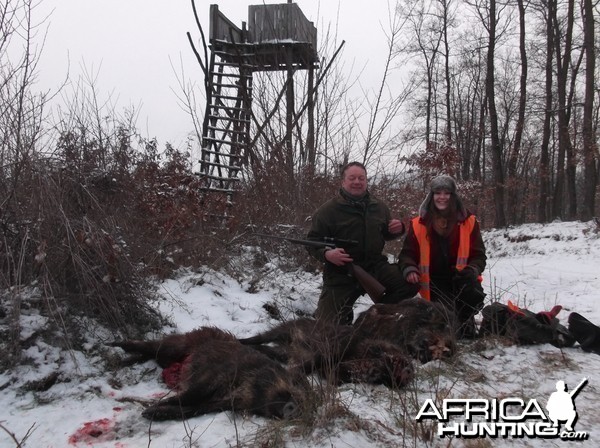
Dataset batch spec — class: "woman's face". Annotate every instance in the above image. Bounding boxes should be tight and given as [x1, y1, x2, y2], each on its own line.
[433, 190, 451, 211]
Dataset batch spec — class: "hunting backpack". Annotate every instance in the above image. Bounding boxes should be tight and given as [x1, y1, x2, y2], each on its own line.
[479, 301, 575, 348]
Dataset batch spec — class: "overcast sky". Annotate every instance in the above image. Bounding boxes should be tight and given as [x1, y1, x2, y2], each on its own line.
[35, 1, 395, 148]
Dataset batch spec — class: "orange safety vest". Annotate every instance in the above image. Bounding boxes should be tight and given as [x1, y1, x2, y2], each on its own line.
[411, 215, 478, 301]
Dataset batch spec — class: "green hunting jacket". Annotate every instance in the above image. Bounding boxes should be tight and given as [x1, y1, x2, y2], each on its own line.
[306, 189, 401, 275]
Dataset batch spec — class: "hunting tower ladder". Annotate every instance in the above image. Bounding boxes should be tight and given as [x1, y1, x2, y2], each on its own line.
[199, 2, 319, 219]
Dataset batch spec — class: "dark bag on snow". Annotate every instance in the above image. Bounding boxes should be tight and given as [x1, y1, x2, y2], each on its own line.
[568, 312, 600, 355]
[480, 301, 575, 347]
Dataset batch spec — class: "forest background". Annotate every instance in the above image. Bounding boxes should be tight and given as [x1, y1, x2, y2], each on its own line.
[0, 0, 598, 366]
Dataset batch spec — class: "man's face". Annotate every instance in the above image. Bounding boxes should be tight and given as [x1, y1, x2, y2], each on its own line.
[342, 166, 368, 196]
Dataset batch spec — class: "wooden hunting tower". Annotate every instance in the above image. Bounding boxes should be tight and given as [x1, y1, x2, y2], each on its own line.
[200, 2, 318, 214]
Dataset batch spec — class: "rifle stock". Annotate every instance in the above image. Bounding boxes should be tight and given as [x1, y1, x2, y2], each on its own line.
[254, 233, 387, 303]
[347, 263, 386, 303]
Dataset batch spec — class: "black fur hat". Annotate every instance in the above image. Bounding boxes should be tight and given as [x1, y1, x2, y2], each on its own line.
[430, 175, 456, 194]
[419, 175, 466, 219]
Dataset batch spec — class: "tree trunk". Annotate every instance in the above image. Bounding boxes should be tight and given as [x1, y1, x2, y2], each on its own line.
[486, 0, 506, 227]
[538, 0, 554, 223]
[442, 0, 452, 145]
[306, 66, 316, 174]
[285, 48, 295, 187]
[507, 0, 527, 224]
[551, 0, 575, 220]
[474, 89, 487, 183]
[581, 0, 597, 220]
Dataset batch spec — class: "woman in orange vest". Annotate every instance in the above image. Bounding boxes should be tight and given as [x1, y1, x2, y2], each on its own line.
[397, 175, 487, 338]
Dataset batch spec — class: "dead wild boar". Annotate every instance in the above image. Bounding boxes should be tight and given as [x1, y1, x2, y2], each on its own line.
[109, 326, 233, 368]
[239, 317, 414, 387]
[239, 317, 355, 368]
[353, 298, 456, 363]
[110, 327, 310, 420]
[335, 338, 414, 387]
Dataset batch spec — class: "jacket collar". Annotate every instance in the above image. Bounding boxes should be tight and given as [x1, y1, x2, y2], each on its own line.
[339, 188, 371, 206]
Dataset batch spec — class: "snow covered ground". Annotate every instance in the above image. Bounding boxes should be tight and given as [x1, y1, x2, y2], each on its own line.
[1, 220, 599, 447]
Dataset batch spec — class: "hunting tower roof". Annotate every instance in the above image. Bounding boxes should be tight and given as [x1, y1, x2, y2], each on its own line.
[209, 2, 319, 71]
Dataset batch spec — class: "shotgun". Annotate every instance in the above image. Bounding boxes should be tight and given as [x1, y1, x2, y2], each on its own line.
[253, 233, 386, 303]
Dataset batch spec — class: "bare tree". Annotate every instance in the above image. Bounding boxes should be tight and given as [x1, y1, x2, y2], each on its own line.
[361, 2, 414, 168]
[0, 0, 48, 211]
[479, 0, 508, 227]
[581, 0, 597, 220]
[506, 0, 528, 224]
[440, 0, 456, 145]
[448, 24, 489, 183]
[538, 0, 555, 223]
[551, 0, 576, 219]
[402, 0, 445, 146]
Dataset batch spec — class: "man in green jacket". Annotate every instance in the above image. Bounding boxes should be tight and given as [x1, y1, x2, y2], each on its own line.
[306, 162, 413, 324]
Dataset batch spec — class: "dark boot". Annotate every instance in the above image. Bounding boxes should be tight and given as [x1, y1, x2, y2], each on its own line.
[568, 312, 600, 354]
[456, 315, 478, 339]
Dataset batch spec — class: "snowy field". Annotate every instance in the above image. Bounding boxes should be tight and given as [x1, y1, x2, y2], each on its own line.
[1, 220, 599, 447]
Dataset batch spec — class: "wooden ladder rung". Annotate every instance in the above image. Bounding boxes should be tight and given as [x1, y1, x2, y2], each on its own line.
[211, 82, 253, 90]
[201, 147, 244, 156]
[202, 161, 243, 170]
[211, 94, 246, 101]
[199, 173, 241, 182]
[199, 186, 236, 193]
[207, 115, 250, 124]
[207, 125, 246, 135]
[210, 71, 252, 79]
[203, 136, 247, 146]
[210, 104, 247, 112]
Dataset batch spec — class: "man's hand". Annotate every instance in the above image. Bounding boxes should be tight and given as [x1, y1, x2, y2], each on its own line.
[388, 219, 405, 235]
[324, 248, 353, 266]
